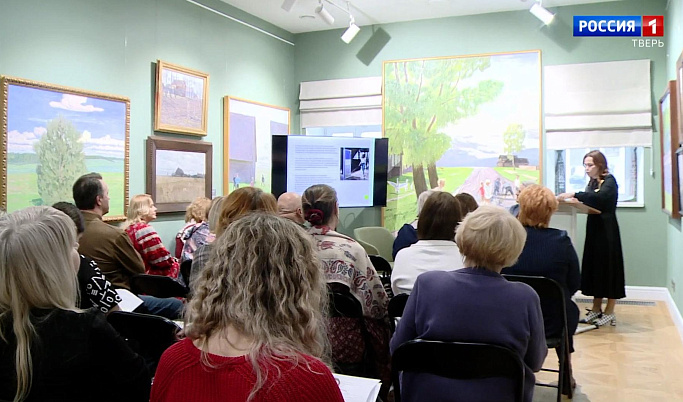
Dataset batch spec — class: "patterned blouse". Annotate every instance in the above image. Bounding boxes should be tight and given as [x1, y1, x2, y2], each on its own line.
[125, 221, 180, 279]
[181, 222, 213, 263]
[77, 255, 122, 313]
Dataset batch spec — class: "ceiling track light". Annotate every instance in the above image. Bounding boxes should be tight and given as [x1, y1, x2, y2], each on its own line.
[341, 16, 360, 43]
[315, 2, 335, 25]
[530, 2, 555, 25]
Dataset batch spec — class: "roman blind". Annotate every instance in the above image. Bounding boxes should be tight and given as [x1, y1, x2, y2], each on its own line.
[299, 77, 382, 128]
[545, 59, 652, 149]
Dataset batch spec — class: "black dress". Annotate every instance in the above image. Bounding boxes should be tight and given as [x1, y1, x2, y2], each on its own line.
[574, 174, 626, 299]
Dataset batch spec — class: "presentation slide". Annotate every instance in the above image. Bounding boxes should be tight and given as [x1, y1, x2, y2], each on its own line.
[286, 136, 376, 207]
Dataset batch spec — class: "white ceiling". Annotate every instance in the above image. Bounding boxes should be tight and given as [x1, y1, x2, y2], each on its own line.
[219, 0, 621, 34]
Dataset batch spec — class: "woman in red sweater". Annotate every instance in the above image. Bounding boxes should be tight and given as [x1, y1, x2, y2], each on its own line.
[123, 194, 179, 279]
[151, 212, 344, 402]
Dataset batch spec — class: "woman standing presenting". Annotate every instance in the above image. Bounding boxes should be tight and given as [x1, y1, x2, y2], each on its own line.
[558, 150, 625, 326]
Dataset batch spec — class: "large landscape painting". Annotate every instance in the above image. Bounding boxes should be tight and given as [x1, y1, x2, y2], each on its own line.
[383, 50, 541, 231]
[1, 77, 129, 220]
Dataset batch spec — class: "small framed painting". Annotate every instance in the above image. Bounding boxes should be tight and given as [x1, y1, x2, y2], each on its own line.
[154, 60, 209, 136]
[146, 136, 212, 213]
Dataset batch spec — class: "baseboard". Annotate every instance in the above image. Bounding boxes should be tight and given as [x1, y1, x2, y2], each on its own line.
[575, 286, 683, 344]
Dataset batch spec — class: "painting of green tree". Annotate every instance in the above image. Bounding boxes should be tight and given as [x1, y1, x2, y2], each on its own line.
[4, 80, 129, 219]
[383, 51, 541, 232]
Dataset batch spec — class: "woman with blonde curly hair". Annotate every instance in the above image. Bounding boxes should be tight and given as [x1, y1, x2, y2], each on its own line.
[0, 207, 149, 401]
[123, 194, 179, 278]
[151, 213, 343, 402]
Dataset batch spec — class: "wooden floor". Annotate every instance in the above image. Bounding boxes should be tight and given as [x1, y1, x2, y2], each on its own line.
[532, 300, 683, 402]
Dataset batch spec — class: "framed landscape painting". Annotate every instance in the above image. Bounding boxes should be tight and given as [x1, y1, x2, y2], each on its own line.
[0, 76, 129, 221]
[154, 60, 209, 136]
[660, 81, 680, 218]
[382, 50, 542, 231]
[146, 136, 212, 213]
[223, 96, 290, 194]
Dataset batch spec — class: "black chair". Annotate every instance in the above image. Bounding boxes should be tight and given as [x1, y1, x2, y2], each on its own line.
[392, 339, 525, 402]
[179, 259, 193, 286]
[503, 274, 572, 401]
[130, 274, 189, 299]
[369, 254, 392, 277]
[107, 311, 180, 376]
[327, 283, 376, 378]
[388, 293, 410, 333]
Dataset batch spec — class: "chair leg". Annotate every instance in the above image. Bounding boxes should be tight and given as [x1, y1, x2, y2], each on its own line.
[556, 343, 564, 402]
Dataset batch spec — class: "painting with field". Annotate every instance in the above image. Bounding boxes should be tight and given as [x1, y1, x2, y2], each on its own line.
[1, 77, 129, 220]
[146, 136, 212, 213]
[155, 150, 206, 204]
[154, 60, 209, 136]
[383, 50, 541, 232]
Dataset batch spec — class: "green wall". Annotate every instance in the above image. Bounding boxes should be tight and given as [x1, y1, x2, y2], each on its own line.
[293, 0, 670, 287]
[0, 0, 296, 247]
[666, 0, 683, 311]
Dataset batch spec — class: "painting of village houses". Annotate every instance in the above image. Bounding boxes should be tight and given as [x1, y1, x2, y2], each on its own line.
[383, 50, 541, 232]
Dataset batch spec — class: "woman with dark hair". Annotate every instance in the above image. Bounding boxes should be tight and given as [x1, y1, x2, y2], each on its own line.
[392, 192, 464, 295]
[558, 150, 625, 326]
[302, 184, 391, 400]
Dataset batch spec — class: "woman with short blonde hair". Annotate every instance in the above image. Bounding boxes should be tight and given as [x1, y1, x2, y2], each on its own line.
[176, 197, 212, 259]
[123, 194, 179, 278]
[0, 207, 149, 401]
[151, 213, 343, 402]
[392, 205, 547, 402]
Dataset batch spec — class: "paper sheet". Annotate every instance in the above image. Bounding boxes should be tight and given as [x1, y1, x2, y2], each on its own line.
[115, 288, 144, 312]
[333, 373, 381, 402]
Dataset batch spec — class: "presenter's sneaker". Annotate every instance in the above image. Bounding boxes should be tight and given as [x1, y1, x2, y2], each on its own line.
[579, 309, 602, 324]
[594, 313, 616, 327]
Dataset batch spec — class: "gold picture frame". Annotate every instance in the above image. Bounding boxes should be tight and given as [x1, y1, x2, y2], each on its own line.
[223, 96, 290, 194]
[659, 81, 680, 218]
[154, 60, 209, 136]
[1, 76, 130, 221]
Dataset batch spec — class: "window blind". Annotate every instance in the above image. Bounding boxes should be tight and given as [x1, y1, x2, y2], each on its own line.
[299, 77, 382, 128]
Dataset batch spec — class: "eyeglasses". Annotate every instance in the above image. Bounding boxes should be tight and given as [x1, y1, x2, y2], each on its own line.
[583, 163, 595, 168]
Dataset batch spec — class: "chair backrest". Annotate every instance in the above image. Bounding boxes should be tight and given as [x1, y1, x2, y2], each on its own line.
[327, 283, 363, 319]
[369, 254, 392, 277]
[392, 339, 525, 402]
[130, 274, 189, 299]
[502, 274, 567, 333]
[388, 293, 409, 319]
[179, 259, 193, 286]
[355, 238, 380, 256]
[107, 311, 180, 375]
[354, 226, 395, 262]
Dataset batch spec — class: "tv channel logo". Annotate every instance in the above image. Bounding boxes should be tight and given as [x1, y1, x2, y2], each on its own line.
[573, 16, 663, 37]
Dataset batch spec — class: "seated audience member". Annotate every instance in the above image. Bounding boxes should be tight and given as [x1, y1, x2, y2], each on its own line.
[502, 185, 580, 393]
[392, 190, 436, 259]
[392, 192, 465, 295]
[53, 202, 122, 314]
[124, 194, 180, 279]
[508, 181, 535, 217]
[73, 173, 182, 319]
[188, 196, 224, 287]
[190, 188, 277, 285]
[151, 213, 343, 402]
[0, 207, 150, 401]
[175, 197, 211, 260]
[302, 184, 392, 400]
[454, 192, 479, 217]
[391, 206, 547, 402]
[277, 191, 306, 226]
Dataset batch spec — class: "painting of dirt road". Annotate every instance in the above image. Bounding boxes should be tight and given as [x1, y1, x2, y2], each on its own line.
[383, 50, 541, 232]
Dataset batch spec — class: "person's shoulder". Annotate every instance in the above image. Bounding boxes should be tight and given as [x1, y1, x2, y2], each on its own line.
[159, 338, 197, 367]
[86, 217, 126, 237]
[504, 280, 541, 303]
[270, 355, 340, 399]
